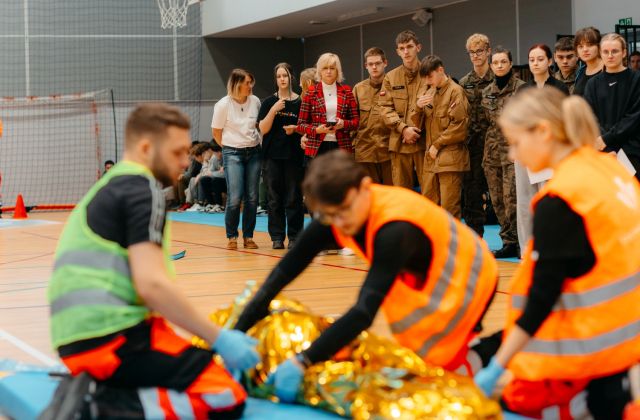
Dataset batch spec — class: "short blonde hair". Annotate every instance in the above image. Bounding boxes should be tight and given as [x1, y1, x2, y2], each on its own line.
[466, 33, 490, 51]
[499, 87, 599, 150]
[315, 53, 344, 83]
[601, 32, 627, 51]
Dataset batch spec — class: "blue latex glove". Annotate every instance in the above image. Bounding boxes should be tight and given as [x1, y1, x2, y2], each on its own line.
[212, 329, 260, 371]
[266, 358, 304, 403]
[474, 356, 506, 397]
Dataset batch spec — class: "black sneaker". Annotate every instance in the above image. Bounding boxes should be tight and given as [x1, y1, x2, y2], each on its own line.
[492, 243, 520, 259]
[272, 240, 285, 249]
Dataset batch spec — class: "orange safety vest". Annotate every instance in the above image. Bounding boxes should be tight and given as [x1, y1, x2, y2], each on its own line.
[506, 147, 640, 381]
[333, 184, 498, 368]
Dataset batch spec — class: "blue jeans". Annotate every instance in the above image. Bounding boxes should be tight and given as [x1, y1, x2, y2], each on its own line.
[222, 145, 261, 239]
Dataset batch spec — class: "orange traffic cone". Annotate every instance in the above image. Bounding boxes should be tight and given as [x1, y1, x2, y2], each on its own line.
[13, 194, 27, 219]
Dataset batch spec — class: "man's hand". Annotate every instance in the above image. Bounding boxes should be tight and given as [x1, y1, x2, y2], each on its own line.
[417, 89, 435, 108]
[266, 357, 304, 403]
[402, 126, 421, 144]
[428, 145, 438, 160]
[212, 329, 260, 371]
[474, 357, 506, 397]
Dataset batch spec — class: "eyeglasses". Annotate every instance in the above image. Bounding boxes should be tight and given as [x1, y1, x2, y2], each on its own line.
[467, 48, 487, 56]
[601, 49, 622, 56]
[313, 189, 360, 226]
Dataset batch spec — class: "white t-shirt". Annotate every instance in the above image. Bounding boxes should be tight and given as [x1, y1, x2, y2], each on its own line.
[211, 95, 261, 148]
[322, 82, 338, 142]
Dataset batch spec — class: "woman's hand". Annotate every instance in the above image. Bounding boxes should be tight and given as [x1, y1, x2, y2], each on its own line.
[271, 98, 286, 114]
[300, 135, 308, 150]
[283, 125, 297, 135]
[315, 124, 331, 134]
[334, 118, 344, 131]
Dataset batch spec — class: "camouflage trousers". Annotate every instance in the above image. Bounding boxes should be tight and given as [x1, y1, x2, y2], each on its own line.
[484, 162, 517, 246]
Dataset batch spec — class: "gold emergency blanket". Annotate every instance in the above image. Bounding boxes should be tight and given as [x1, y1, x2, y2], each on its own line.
[193, 283, 501, 419]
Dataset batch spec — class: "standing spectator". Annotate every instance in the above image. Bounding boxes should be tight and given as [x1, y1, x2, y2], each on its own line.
[212, 69, 262, 250]
[515, 44, 570, 251]
[414, 55, 470, 218]
[629, 51, 640, 72]
[573, 27, 604, 96]
[297, 53, 359, 163]
[553, 37, 579, 93]
[585, 33, 640, 180]
[197, 142, 226, 212]
[481, 46, 525, 258]
[352, 47, 393, 185]
[460, 33, 494, 236]
[258, 63, 304, 250]
[379, 30, 426, 190]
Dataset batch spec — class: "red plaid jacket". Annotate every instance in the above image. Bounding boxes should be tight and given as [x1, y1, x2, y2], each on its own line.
[297, 82, 359, 158]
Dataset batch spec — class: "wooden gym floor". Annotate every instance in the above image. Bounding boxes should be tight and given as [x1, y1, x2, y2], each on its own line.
[0, 212, 516, 366]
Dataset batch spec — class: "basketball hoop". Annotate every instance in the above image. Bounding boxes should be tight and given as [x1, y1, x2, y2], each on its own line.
[157, 0, 197, 29]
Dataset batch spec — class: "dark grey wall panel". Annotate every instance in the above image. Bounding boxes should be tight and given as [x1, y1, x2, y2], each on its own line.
[433, 0, 518, 79]
[203, 37, 304, 100]
[0, 40, 26, 96]
[304, 26, 361, 86]
[518, 0, 572, 63]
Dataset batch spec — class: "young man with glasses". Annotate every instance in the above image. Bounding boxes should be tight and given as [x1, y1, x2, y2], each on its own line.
[553, 37, 579, 94]
[352, 47, 393, 185]
[233, 150, 498, 403]
[459, 33, 493, 236]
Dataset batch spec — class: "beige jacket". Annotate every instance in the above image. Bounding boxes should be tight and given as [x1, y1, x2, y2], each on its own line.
[379, 64, 426, 154]
[352, 78, 391, 163]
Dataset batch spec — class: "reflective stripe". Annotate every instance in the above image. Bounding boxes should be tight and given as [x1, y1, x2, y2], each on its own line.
[525, 318, 640, 356]
[416, 233, 485, 358]
[389, 215, 459, 334]
[138, 388, 165, 420]
[203, 389, 238, 409]
[54, 250, 130, 278]
[50, 289, 129, 315]
[511, 270, 640, 311]
[168, 389, 195, 418]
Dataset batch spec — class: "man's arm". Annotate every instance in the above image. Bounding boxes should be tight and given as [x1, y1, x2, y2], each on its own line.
[432, 89, 470, 150]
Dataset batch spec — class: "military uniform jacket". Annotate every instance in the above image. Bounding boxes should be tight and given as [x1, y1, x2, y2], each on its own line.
[480, 76, 525, 167]
[352, 78, 391, 163]
[414, 78, 470, 173]
[379, 64, 426, 154]
[553, 69, 576, 94]
[459, 68, 494, 143]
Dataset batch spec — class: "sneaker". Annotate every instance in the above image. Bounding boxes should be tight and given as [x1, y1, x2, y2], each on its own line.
[272, 240, 285, 249]
[244, 238, 259, 249]
[204, 204, 215, 212]
[227, 237, 238, 250]
[338, 247, 355, 256]
[186, 203, 204, 212]
[256, 206, 268, 215]
[177, 203, 191, 211]
[212, 204, 225, 213]
[492, 243, 520, 259]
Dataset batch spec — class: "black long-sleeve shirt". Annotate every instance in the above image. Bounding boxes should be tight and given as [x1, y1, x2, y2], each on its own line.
[516, 196, 596, 335]
[235, 220, 431, 364]
[584, 68, 640, 159]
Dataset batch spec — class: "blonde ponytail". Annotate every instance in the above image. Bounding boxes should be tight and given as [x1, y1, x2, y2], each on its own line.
[498, 86, 599, 149]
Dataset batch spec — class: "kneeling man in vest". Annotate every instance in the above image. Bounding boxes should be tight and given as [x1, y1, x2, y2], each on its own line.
[48, 104, 259, 418]
[234, 149, 498, 403]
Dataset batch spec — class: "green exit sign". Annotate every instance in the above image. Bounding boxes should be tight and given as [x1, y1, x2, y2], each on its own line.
[619, 17, 633, 25]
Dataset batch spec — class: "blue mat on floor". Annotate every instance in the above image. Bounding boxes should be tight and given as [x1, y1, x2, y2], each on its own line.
[169, 212, 520, 262]
[0, 360, 340, 420]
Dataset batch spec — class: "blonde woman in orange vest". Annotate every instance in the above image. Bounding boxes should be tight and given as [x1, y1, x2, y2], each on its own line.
[475, 87, 640, 419]
[233, 149, 498, 402]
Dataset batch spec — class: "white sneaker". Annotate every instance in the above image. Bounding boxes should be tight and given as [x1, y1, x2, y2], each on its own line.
[204, 204, 215, 212]
[256, 206, 268, 215]
[186, 203, 205, 212]
[338, 247, 355, 256]
[207, 204, 224, 213]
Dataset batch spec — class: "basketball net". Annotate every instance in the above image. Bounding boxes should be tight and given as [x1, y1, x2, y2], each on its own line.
[157, 0, 192, 29]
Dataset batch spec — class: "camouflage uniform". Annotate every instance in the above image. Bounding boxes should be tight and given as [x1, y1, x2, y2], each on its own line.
[459, 68, 494, 235]
[352, 78, 393, 185]
[480, 75, 525, 248]
[553, 68, 577, 95]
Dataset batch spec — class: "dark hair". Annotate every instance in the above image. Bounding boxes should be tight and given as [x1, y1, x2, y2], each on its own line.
[631, 51, 640, 57]
[104, 160, 115, 166]
[574, 26, 601, 50]
[554, 37, 575, 52]
[302, 150, 366, 207]
[125, 103, 190, 149]
[419, 55, 444, 77]
[226, 68, 254, 97]
[273, 62, 295, 89]
[529, 43, 553, 59]
[211, 141, 222, 152]
[492, 46, 512, 62]
[191, 142, 211, 157]
[395, 30, 420, 47]
[364, 47, 386, 62]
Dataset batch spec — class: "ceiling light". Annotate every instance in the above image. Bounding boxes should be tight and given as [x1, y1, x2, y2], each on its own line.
[337, 6, 382, 22]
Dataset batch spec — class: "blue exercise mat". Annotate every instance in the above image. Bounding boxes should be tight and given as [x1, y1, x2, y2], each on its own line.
[168, 212, 520, 262]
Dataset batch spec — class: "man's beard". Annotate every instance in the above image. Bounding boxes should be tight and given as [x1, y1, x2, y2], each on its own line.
[150, 151, 175, 188]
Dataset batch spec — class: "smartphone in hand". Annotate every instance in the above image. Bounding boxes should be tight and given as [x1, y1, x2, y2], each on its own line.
[325, 121, 337, 128]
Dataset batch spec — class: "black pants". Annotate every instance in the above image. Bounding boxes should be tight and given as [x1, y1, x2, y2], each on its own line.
[198, 176, 227, 206]
[462, 134, 488, 236]
[263, 157, 305, 242]
[627, 152, 640, 182]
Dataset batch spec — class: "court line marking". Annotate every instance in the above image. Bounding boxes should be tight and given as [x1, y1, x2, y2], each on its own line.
[0, 328, 57, 366]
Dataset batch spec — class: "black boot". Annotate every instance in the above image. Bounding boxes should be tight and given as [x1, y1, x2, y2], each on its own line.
[492, 243, 520, 259]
